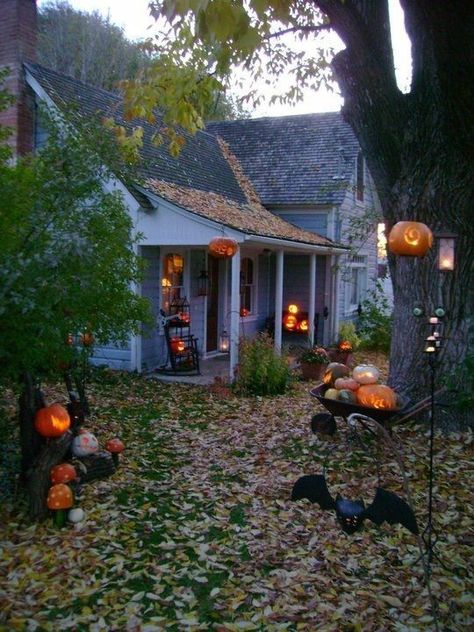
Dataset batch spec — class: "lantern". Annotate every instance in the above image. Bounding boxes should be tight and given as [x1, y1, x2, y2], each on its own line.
[387, 221, 433, 257]
[283, 314, 298, 331]
[298, 319, 309, 332]
[322, 362, 350, 387]
[288, 304, 299, 315]
[218, 330, 230, 353]
[240, 307, 249, 317]
[170, 337, 186, 353]
[35, 404, 71, 438]
[356, 384, 398, 409]
[208, 236, 239, 259]
[436, 233, 456, 271]
[352, 364, 380, 385]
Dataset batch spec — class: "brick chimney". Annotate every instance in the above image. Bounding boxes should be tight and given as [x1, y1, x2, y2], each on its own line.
[0, 0, 37, 156]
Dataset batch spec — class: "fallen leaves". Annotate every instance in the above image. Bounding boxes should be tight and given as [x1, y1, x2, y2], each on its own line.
[0, 363, 472, 631]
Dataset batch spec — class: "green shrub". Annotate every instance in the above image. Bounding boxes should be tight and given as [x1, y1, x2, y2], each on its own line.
[357, 282, 393, 352]
[234, 333, 292, 396]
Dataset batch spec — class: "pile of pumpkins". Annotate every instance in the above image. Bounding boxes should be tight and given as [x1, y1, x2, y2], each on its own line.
[322, 362, 399, 410]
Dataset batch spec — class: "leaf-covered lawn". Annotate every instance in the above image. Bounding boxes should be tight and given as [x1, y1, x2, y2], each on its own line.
[0, 362, 472, 631]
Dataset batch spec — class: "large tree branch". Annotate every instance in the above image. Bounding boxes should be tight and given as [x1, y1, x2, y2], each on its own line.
[312, 0, 409, 203]
[265, 23, 332, 40]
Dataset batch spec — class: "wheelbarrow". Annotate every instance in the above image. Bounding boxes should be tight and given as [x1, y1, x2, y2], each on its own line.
[310, 383, 443, 429]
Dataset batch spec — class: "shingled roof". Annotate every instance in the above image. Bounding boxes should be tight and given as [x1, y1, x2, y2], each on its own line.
[25, 63, 247, 205]
[207, 113, 360, 207]
[25, 63, 344, 250]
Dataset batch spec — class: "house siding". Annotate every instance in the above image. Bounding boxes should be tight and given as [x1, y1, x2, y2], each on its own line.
[140, 246, 162, 370]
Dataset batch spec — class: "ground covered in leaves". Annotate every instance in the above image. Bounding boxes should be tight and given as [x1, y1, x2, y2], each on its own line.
[0, 356, 473, 631]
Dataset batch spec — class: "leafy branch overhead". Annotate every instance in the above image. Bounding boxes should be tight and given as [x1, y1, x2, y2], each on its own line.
[121, 0, 335, 150]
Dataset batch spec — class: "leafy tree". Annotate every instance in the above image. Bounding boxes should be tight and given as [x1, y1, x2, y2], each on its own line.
[124, 1, 473, 423]
[38, 1, 249, 119]
[38, 0, 150, 91]
[0, 75, 151, 519]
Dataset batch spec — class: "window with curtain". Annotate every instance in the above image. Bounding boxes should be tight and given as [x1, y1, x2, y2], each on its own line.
[240, 257, 254, 316]
[162, 253, 184, 312]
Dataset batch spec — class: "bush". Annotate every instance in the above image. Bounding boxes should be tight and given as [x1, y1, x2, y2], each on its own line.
[299, 346, 329, 364]
[357, 282, 393, 352]
[234, 333, 292, 396]
[337, 321, 360, 350]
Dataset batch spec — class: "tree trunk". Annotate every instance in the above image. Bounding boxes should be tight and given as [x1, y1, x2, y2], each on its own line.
[18, 373, 45, 481]
[316, 0, 474, 428]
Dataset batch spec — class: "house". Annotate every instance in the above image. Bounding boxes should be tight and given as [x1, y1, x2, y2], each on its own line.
[1, 0, 379, 380]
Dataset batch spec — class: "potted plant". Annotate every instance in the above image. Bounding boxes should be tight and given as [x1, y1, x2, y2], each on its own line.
[299, 346, 330, 381]
[328, 322, 360, 366]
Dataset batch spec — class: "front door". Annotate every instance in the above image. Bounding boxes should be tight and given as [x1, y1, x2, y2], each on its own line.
[206, 255, 219, 352]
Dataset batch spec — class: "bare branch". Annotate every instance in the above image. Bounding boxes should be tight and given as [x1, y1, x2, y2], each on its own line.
[265, 23, 332, 40]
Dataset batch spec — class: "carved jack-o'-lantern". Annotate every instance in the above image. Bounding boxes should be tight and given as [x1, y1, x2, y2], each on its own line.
[387, 221, 433, 257]
[35, 404, 71, 438]
[170, 337, 185, 353]
[352, 364, 380, 385]
[208, 237, 239, 259]
[283, 314, 298, 331]
[356, 384, 398, 410]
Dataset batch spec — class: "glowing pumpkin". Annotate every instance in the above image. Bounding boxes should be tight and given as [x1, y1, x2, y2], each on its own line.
[387, 221, 433, 257]
[356, 384, 398, 410]
[338, 340, 352, 351]
[170, 337, 185, 353]
[352, 364, 380, 385]
[298, 319, 309, 332]
[34, 404, 71, 438]
[208, 236, 239, 259]
[323, 362, 350, 387]
[283, 314, 298, 330]
[334, 377, 360, 391]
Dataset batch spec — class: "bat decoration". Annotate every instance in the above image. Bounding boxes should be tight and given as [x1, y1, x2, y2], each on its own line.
[291, 474, 419, 535]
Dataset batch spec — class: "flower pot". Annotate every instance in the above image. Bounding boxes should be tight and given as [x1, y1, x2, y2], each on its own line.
[327, 349, 353, 367]
[300, 362, 328, 381]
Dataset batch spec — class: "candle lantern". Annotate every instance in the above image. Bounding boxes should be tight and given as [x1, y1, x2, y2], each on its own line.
[170, 337, 185, 353]
[387, 221, 433, 257]
[218, 330, 230, 353]
[436, 233, 456, 271]
[208, 236, 239, 259]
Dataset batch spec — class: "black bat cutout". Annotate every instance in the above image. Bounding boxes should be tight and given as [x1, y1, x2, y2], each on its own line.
[291, 474, 419, 535]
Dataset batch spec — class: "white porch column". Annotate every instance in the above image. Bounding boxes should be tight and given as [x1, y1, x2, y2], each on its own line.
[274, 250, 284, 354]
[308, 253, 316, 346]
[229, 248, 241, 379]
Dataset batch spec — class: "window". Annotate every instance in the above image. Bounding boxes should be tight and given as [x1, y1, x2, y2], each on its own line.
[356, 151, 364, 202]
[240, 257, 254, 316]
[162, 253, 184, 312]
[345, 256, 367, 313]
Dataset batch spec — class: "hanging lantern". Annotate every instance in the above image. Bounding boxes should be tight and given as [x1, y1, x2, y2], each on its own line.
[208, 236, 239, 259]
[283, 314, 298, 331]
[219, 330, 230, 353]
[436, 233, 457, 271]
[387, 221, 433, 257]
[170, 337, 186, 353]
[35, 404, 71, 438]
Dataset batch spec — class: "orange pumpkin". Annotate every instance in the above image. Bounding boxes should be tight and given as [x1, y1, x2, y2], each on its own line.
[323, 362, 350, 387]
[356, 384, 398, 410]
[208, 236, 239, 259]
[35, 404, 71, 438]
[387, 221, 433, 257]
[283, 314, 298, 330]
[170, 337, 185, 353]
[334, 377, 360, 391]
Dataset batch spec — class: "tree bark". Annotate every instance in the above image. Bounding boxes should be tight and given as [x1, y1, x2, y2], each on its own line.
[314, 0, 474, 427]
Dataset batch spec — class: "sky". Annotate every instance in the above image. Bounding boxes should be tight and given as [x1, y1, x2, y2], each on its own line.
[37, 0, 412, 118]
